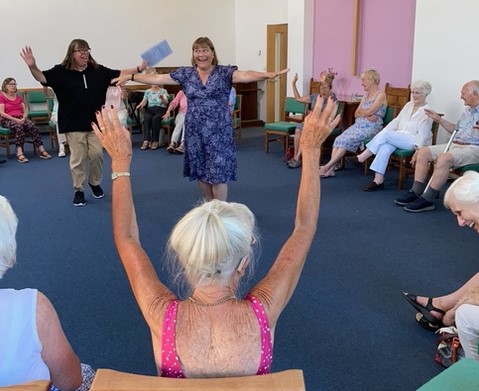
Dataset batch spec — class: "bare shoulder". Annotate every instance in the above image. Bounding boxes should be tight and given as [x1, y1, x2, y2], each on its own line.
[36, 291, 57, 322]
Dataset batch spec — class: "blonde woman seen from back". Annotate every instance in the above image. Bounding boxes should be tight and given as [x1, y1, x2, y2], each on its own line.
[92, 97, 340, 378]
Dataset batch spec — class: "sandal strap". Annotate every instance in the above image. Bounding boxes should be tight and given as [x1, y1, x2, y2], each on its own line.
[425, 297, 446, 315]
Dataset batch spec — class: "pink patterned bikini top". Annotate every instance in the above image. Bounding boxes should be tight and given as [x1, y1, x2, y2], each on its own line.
[160, 294, 273, 378]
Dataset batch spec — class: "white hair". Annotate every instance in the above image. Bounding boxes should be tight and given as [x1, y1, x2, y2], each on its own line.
[166, 200, 258, 296]
[411, 80, 432, 96]
[0, 195, 18, 279]
[444, 171, 479, 207]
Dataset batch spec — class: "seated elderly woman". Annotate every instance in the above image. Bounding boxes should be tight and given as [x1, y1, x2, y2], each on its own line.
[92, 97, 340, 378]
[0, 195, 94, 389]
[348, 80, 433, 191]
[319, 68, 387, 178]
[0, 78, 52, 163]
[287, 69, 337, 169]
[403, 171, 479, 359]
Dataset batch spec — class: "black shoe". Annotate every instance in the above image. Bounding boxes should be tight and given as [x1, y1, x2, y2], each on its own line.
[362, 181, 384, 192]
[89, 183, 104, 199]
[404, 196, 435, 213]
[346, 156, 363, 168]
[394, 190, 418, 206]
[0, 159, 6, 164]
[73, 191, 86, 207]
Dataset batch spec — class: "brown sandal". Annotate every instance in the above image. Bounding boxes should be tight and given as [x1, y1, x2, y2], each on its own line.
[16, 154, 29, 163]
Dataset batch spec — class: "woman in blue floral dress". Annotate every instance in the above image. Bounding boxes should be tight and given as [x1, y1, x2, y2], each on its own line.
[117, 37, 288, 201]
[319, 69, 388, 178]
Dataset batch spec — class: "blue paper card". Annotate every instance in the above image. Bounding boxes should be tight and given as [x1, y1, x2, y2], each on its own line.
[141, 40, 173, 66]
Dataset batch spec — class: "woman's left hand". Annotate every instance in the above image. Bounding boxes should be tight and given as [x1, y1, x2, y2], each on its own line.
[92, 108, 132, 169]
[112, 75, 131, 86]
[269, 68, 290, 79]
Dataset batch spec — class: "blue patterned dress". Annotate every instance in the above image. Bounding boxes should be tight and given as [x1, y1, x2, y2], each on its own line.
[333, 93, 386, 152]
[170, 65, 238, 183]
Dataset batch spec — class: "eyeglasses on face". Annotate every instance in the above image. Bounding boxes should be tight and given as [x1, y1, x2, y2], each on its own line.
[74, 48, 91, 54]
[7, 82, 17, 86]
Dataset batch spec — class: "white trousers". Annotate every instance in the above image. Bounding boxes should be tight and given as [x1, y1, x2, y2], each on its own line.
[366, 130, 415, 175]
[170, 112, 185, 144]
[456, 304, 479, 360]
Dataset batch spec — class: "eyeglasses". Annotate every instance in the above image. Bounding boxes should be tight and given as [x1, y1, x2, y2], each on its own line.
[7, 82, 17, 86]
[411, 90, 424, 95]
[74, 48, 91, 54]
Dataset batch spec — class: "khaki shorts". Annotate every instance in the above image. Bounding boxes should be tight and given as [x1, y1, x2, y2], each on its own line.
[428, 143, 479, 168]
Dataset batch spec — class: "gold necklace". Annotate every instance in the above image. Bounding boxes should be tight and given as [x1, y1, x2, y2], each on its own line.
[188, 294, 236, 307]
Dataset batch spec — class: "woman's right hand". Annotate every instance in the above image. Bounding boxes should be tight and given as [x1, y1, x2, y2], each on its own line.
[20, 46, 36, 67]
[301, 97, 341, 149]
[92, 108, 132, 171]
[291, 73, 298, 84]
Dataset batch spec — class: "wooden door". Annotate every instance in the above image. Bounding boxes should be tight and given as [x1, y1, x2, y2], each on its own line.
[266, 24, 288, 123]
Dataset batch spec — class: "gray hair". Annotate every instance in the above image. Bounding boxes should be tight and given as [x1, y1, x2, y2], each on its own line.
[166, 200, 258, 297]
[411, 80, 432, 96]
[444, 171, 479, 207]
[0, 196, 18, 279]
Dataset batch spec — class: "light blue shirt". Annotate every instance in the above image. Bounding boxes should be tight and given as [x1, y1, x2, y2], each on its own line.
[454, 105, 479, 145]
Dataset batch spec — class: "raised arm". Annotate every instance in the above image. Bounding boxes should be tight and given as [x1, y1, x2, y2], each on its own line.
[250, 97, 341, 324]
[113, 72, 178, 87]
[232, 68, 289, 83]
[119, 59, 148, 78]
[92, 108, 175, 326]
[20, 46, 47, 84]
[291, 73, 312, 104]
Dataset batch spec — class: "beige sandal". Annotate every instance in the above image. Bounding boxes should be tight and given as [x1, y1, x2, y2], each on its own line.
[16, 154, 29, 163]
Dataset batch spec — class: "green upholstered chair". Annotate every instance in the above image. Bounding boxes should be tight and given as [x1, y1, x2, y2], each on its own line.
[264, 97, 306, 153]
[353, 105, 397, 173]
[417, 358, 479, 391]
[46, 96, 60, 151]
[232, 94, 242, 143]
[452, 163, 479, 176]
[0, 126, 16, 158]
[26, 90, 50, 124]
[388, 120, 439, 189]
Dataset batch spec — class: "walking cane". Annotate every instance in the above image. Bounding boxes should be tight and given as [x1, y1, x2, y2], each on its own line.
[423, 126, 459, 194]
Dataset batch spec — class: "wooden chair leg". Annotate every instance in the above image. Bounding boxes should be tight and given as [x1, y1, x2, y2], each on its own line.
[398, 159, 405, 190]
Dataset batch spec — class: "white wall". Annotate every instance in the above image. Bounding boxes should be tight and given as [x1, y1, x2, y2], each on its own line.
[413, 0, 479, 143]
[287, 0, 314, 97]
[1, 0, 235, 88]
[234, 0, 289, 119]
[1, 0, 303, 120]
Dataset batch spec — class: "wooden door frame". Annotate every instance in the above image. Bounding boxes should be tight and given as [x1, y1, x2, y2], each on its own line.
[266, 24, 288, 123]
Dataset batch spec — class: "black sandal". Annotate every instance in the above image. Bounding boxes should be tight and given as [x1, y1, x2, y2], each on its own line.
[403, 292, 445, 324]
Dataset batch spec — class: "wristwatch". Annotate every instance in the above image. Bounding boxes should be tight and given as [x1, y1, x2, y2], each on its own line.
[111, 172, 130, 180]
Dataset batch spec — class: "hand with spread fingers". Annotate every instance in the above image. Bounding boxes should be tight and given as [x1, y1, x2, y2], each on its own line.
[300, 96, 341, 150]
[92, 108, 132, 170]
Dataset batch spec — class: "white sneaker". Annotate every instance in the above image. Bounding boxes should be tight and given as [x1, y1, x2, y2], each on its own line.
[58, 147, 66, 158]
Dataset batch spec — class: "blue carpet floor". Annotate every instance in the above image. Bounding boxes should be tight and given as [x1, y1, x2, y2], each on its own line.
[1, 127, 478, 390]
